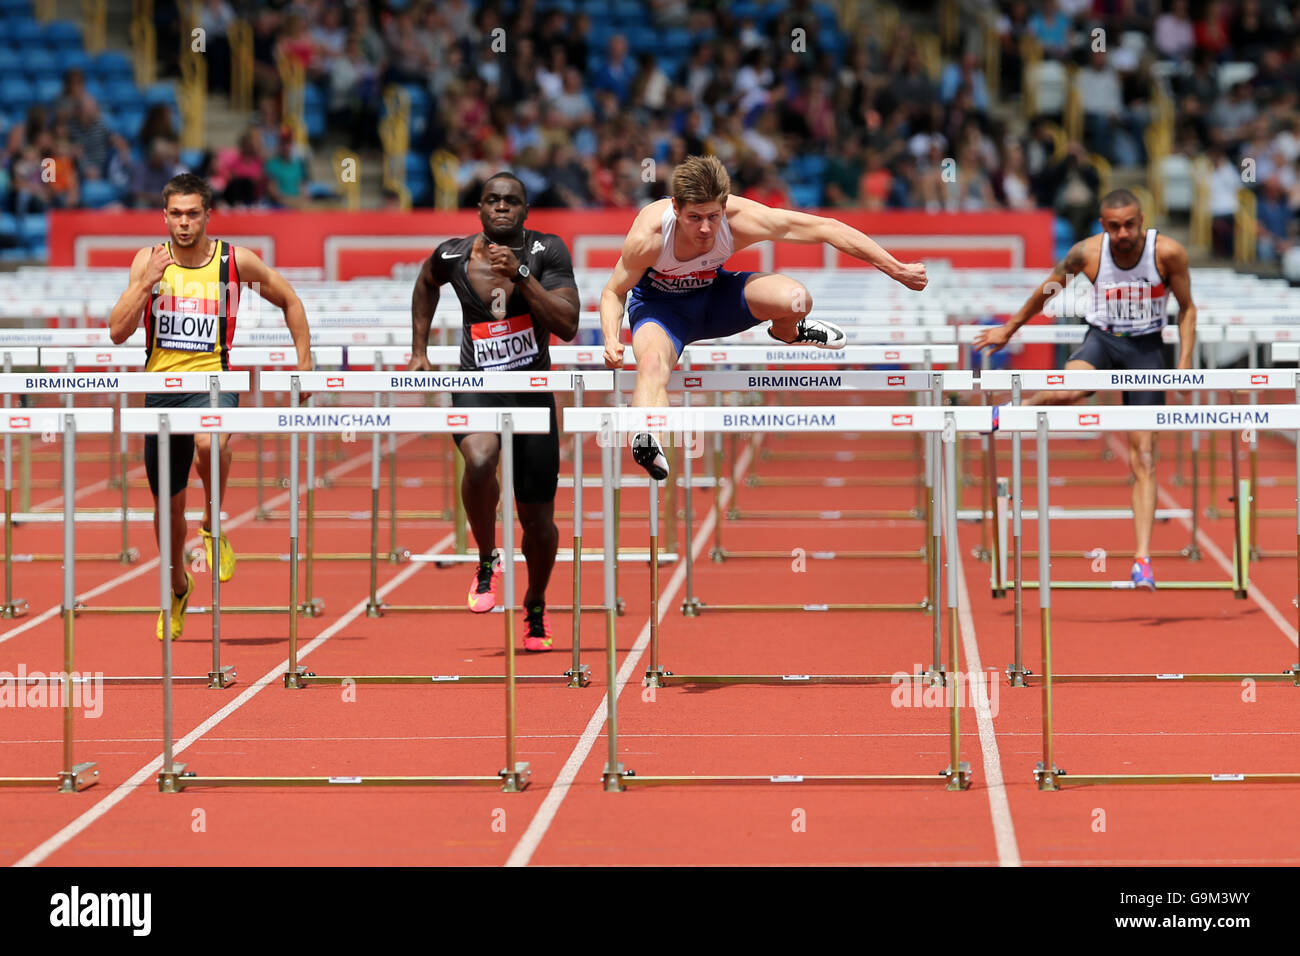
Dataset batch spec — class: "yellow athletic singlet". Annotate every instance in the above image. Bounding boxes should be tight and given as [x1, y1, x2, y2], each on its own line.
[145, 239, 240, 372]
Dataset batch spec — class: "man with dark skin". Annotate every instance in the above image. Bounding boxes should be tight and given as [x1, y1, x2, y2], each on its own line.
[408, 173, 580, 650]
[975, 189, 1197, 590]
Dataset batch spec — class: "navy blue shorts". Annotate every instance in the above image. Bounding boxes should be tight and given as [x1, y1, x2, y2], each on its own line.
[144, 391, 240, 498]
[628, 268, 761, 356]
[1068, 327, 1168, 406]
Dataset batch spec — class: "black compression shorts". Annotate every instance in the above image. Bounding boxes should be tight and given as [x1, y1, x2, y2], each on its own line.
[143, 391, 240, 498]
[451, 391, 559, 504]
[1068, 326, 1168, 406]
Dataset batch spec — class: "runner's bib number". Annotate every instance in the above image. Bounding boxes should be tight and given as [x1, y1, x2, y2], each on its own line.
[471, 314, 539, 370]
[154, 296, 220, 353]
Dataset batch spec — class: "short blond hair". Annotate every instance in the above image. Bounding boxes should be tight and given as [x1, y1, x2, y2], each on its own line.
[671, 154, 730, 207]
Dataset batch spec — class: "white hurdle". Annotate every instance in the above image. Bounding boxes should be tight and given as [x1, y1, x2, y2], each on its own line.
[0, 408, 113, 792]
[1, 373, 249, 637]
[565, 403, 990, 792]
[997, 402, 1300, 789]
[1, 347, 39, 617]
[121, 404, 548, 792]
[260, 368, 623, 688]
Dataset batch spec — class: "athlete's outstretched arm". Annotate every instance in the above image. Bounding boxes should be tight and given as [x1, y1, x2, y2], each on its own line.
[409, 253, 444, 372]
[235, 247, 311, 371]
[109, 245, 172, 344]
[974, 241, 1086, 353]
[600, 241, 655, 369]
[1163, 241, 1197, 370]
[727, 195, 927, 290]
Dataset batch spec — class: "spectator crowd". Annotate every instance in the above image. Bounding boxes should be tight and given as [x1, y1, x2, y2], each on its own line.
[3, 0, 1299, 263]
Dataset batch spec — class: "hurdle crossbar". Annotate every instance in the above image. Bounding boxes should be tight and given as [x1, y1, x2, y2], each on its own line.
[996, 403, 1300, 787]
[124, 405, 545, 791]
[570, 405, 975, 790]
[0, 409, 113, 791]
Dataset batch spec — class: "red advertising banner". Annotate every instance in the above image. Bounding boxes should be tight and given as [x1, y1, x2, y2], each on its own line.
[50, 209, 1054, 278]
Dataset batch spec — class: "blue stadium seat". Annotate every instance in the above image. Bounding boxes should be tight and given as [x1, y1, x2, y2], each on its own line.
[0, 49, 20, 76]
[0, 0, 33, 17]
[20, 213, 47, 244]
[1053, 216, 1075, 261]
[7, 17, 44, 48]
[116, 105, 146, 137]
[81, 179, 119, 208]
[33, 77, 62, 104]
[180, 148, 204, 169]
[21, 48, 63, 79]
[0, 76, 35, 111]
[42, 20, 82, 52]
[103, 78, 144, 111]
[141, 82, 178, 111]
[90, 50, 134, 82]
[405, 153, 431, 205]
[60, 49, 92, 75]
[0, 213, 17, 242]
[789, 183, 822, 208]
[83, 78, 106, 103]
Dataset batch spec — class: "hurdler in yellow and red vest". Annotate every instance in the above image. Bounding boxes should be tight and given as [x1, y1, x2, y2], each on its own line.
[108, 173, 313, 640]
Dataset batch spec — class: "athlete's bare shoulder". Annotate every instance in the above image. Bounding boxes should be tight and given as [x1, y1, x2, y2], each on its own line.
[621, 199, 667, 264]
[1154, 232, 1190, 277]
[1059, 235, 1101, 280]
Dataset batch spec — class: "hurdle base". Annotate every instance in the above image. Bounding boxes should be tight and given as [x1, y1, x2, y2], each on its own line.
[388, 550, 409, 564]
[57, 762, 100, 793]
[1, 599, 28, 619]
[684, 602, 929, 613]
[1005, 665, 1032, 688]
[298, 598, 325, 617]
[158, 763, 190, 793]
[159, 771, 508, 789]
[1043, 771, 1300, 787]
[602, 762, 631, 792]
[208, 666, 237, 689]
[944, 762, 973, 791]
[620, 772, 960, 788]
[116, 547, 140, 565]
[283, 672, 579, 686]
[1023, 671, 1299, 684]
[644, 672, 919, 686]
[365, 601, 384, 618]
[681, 597, 704, 617]
[283, 667, 311, 689]
[920, 667, 947, 687]
[1034, 762, 1063, 791]
[499, 762, 532, 793]
[566, 665, 592, 689]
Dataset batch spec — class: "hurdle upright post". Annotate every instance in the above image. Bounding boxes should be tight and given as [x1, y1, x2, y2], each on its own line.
[925, 378, 942, 684]
[943, 410, 970, 790]
[499, 413, 530, 791]
[2, 351, 27, 619]
[157, 415, 187, 790]
[207, 376, 234, 688]
[709, 391, 724, 562]
[1294, 380, 1300, 684]
[284, 379, 306, 687]
[601, 413, 627, 791]
[366, 384, 383, 615]
[1007, 376, 1029, 685]
[304, 389, 320, 615]
[115, 383, 133, 563]
[57, 412, 98, 793]
[680, 358, 701, 617]
[1033, 412, 1060, 790]
[569, 375, 589, 687]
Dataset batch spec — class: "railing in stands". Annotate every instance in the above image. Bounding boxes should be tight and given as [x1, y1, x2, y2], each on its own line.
[179, 1, 205, 153]
[131, 0, 156, 88]
[431, 149, 458, 210]
[81, 0, 106, 54]
[335, 149, 361, 211]
[1189, 156, 1212, 255]
[1236, 187, 1258, 266]
[380, 85, 412, 212]
[228, 19, 254, 113]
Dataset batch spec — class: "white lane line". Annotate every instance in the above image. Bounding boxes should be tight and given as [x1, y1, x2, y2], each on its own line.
[12, 531, 453, 868]
[953, 543, 1022, 867]
[0, 436, 414, 646]
[505, 441, 754, 868]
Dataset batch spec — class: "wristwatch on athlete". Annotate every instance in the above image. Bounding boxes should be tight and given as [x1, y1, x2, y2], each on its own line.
[512, 263, 530, 284]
